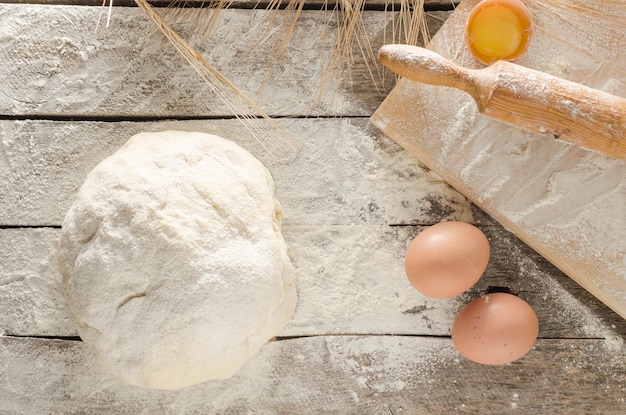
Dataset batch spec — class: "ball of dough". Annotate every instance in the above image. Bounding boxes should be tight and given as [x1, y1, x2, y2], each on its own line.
[58, 131, 297, 390]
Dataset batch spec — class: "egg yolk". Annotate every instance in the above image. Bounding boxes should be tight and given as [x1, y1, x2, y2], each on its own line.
[468, 5, 523, 60]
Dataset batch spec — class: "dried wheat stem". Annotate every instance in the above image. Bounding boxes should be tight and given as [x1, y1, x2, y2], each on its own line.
[133, 0, 296, 160]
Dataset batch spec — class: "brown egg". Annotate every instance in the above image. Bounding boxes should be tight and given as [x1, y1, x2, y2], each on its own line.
[404, 221, 490, 298]
[452, 293, 539, 365]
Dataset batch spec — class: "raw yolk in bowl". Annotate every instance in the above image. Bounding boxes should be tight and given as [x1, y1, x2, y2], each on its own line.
[465, 0, 533, 65]
[468, 5, 523, 59]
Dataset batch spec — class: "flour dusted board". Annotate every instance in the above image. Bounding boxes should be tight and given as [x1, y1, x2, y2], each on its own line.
[372, 0, 626, 319]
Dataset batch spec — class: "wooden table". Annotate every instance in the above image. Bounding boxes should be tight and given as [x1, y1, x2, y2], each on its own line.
[1, 1, 625, 413]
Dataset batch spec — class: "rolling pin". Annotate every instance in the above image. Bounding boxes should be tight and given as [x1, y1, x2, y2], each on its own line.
[378, 44, 626, 160]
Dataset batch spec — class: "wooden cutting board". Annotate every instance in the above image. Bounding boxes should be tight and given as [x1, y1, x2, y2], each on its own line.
[372, 0, 626, 319]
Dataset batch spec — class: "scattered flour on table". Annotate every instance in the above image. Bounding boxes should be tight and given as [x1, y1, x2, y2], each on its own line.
[487, 226, 624, 351]
[281, 225, 464, 337]
[325, 336, 458, 396]
[273, 120, 474, 226]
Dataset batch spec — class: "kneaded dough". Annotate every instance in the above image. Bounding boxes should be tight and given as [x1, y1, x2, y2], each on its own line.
[58, 131, 296, 390]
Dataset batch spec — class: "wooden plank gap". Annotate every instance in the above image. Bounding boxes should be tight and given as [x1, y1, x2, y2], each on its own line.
[2, 333, 83, 342]
[0, 114, 371, 122]
[0, 114, 242, 123]
[0, 225, 62, 230]
[274, 333, 453, 341]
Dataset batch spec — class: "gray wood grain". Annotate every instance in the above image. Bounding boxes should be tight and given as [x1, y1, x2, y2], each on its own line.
[0, 4, 448, 118]
[0, 118, 471, 226]
[1, 335, 625, 414]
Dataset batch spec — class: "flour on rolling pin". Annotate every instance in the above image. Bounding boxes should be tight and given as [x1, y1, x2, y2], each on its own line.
[378, 44, 626, 160]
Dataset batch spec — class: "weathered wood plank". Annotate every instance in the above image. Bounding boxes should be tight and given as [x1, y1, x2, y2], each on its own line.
[0, 118, 471, 226]
[1, 335, 625, 414]
[0, 0, 459, 10]
[0, 4, 448, 118]
[3, 224, 625, 339]
[286, 224, 626, 339]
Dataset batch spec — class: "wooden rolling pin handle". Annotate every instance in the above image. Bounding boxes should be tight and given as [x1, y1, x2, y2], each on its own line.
[378, 44, 493, 111]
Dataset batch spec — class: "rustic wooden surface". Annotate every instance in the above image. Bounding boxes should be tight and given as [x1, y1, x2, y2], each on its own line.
[1, 1, 625, 414]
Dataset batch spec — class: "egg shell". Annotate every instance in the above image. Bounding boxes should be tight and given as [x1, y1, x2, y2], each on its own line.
[451, 292, 539, 365]
[404, 221, 490, 298]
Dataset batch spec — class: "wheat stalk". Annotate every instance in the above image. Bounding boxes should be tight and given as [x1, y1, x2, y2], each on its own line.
[119, 0, 439, 157]
[133, 0, 297, 160]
